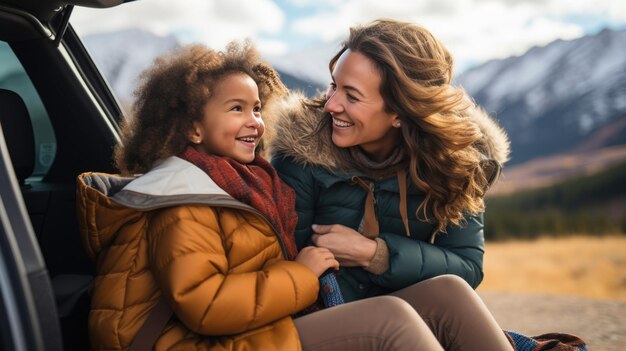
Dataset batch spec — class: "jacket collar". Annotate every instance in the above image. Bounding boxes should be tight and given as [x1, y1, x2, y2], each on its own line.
[80, 156, 253, 212]
[112, 156, 256, 211]
[118, 156, 228, 197]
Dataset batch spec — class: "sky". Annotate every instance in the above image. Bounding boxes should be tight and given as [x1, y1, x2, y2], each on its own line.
[72, 0, 626, 83]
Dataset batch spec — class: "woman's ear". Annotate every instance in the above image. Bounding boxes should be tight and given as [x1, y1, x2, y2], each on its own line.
[392, 115, 402, 128]
[188, 122, 203, 145]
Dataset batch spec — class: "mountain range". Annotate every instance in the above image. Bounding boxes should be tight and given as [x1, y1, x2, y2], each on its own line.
[84, 28, 626, 173]
[456, 28, 626, 165]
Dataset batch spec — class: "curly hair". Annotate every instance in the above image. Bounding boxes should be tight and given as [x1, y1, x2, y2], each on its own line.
[324, 19, 489, 232]
[114, 41, 287, 175]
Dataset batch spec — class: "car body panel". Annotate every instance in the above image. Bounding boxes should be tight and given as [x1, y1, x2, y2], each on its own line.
[0, 0, 131, 349]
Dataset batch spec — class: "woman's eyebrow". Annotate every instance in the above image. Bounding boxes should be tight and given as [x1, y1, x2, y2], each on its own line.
[344, 85, 365, 98]
[331, 74, 365, 98]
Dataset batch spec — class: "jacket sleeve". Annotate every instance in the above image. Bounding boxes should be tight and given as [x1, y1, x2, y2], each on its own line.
[148, 206, 319, 336]
[272, 154, 317, 250]
[369, 213, 485, 289]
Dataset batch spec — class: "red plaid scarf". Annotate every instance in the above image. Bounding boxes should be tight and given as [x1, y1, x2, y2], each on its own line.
[178, 146, 298, 260]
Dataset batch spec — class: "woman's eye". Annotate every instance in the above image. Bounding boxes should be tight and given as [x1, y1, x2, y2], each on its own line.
[346, 94, 358, 102]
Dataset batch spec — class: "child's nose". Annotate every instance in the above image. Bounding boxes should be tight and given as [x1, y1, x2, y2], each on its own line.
[247, 112, 262, 128]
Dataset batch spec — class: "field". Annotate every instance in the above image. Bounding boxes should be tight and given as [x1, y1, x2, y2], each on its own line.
[478, 235, 626, 300]
[477, 235, 626, 351]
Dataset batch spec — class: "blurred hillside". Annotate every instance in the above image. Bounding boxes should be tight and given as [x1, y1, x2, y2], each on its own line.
[485, 160, 626, 240]
[83, 29, 323, 109]
[489, 144, 626, 196]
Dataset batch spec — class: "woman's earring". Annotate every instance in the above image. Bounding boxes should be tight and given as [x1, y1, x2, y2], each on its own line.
[394, 121, 401, 128]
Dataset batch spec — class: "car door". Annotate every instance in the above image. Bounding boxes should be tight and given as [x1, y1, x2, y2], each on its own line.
[0, 1, 130, 350]
[0, 124, 62, 351]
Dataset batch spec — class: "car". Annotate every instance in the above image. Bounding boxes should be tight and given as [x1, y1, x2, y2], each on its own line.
[0, 1, 131, 350]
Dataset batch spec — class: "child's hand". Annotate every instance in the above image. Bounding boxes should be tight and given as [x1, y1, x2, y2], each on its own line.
[295, 246, 340, 277]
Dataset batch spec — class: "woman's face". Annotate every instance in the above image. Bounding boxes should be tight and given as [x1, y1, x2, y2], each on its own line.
[325, 49, 400, 160]
[190, 72, 264, 163]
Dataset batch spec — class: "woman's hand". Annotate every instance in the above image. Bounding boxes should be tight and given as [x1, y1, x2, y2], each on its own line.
[295, 246, 340, 277]
[311, 224, 377, 267]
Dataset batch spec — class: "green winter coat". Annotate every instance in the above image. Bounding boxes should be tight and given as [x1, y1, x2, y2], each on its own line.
[269, 92, 510, 302]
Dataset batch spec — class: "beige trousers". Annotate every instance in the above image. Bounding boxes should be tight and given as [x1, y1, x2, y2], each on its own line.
[294, 275, 513, 351]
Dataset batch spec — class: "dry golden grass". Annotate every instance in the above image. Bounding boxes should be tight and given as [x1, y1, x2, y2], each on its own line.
[478, 235, 626, 300]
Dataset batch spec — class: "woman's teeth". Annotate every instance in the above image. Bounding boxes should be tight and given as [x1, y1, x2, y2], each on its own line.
[333, 118, 354, 127]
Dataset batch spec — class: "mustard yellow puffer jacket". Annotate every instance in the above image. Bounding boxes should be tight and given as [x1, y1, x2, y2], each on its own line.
[76, 157, 319, 350]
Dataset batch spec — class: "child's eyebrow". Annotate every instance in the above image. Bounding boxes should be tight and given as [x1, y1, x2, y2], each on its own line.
[223, 98, 261, 105]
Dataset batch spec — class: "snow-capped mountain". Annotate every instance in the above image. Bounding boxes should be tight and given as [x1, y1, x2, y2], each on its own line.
[84, 29, 180, 105]
[83, 29, 323, 107]
[457, 28, 626, 165]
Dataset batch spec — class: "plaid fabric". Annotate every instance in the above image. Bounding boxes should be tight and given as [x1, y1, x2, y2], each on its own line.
[505, 330, 588, 351]
[179, 146, 298, 260]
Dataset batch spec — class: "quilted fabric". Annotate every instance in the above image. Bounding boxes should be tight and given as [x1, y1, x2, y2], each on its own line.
[76, 171, 319, 351]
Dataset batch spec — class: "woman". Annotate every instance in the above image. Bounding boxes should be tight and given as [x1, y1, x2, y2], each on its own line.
[270, 19, 513, 350]
[76, 42, 448, 350]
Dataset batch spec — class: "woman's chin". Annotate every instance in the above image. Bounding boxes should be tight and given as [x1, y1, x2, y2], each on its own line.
[331, 135, 354, 149]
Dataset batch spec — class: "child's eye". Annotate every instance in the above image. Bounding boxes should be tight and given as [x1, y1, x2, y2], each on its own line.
[231, 106, 242, 112]
[253, 106, 262, 113]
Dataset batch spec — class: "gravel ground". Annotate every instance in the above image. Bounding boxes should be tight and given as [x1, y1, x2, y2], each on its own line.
[479, 292, 626, 351]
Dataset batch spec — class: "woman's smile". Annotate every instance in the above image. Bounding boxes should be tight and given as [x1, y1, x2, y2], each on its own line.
[332, 116, 354, 128]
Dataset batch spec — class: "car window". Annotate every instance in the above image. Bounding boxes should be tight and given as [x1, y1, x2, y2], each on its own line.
[0, 41, 56, 177]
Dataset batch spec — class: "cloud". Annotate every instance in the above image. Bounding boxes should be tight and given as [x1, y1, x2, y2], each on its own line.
[71, 0, 285, 55]
[288, 0, 620, 71]
[608, 1, 626, 22]
[70, 0, 625, 74]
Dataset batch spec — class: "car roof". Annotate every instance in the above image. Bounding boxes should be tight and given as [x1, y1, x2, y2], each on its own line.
[0, 0, 132, 22]
[0, 0, 134, 42]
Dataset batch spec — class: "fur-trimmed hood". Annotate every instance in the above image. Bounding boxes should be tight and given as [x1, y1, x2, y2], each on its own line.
[268, 91, 510, 172]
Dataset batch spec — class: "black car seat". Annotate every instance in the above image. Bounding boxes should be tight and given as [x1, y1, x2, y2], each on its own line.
[0, 88, 91, 350]
[0, 88, 34, 185]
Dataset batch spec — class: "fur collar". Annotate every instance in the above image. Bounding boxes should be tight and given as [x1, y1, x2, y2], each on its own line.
[267, 92, 510, 170]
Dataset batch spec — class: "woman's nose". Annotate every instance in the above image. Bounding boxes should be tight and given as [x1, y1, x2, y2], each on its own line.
[324, 91, 342, 113]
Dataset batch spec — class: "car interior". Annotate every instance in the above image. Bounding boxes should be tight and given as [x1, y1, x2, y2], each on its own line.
[0, 1, 131, 349]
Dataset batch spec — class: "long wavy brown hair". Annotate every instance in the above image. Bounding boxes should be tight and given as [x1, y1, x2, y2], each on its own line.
[114, 41, 286, 175]
[319, 19, 489, 232]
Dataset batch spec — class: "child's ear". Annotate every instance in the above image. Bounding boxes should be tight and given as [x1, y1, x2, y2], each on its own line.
[188, 122, 203, 145]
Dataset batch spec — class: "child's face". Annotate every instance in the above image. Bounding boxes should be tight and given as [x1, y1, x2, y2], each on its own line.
[191, 73, 264, 163]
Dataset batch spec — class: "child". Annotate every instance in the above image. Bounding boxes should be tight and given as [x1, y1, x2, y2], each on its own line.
[76, 42, 445, 350]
